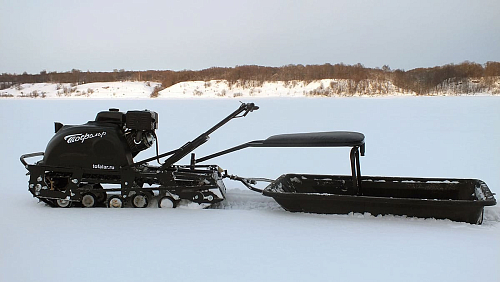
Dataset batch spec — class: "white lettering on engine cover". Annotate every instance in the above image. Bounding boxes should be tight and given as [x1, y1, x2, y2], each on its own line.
[64, 131, 107, 144]
[93, 164, 115, 170]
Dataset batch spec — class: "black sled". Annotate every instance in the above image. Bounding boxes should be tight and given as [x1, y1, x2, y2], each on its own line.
[189, 118, 496, 225]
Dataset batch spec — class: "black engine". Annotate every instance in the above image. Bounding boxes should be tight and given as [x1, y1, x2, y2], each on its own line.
[43, 109, 158, 169]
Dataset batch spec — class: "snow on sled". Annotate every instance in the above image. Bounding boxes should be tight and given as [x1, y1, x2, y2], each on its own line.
[20, 103, 496, 224]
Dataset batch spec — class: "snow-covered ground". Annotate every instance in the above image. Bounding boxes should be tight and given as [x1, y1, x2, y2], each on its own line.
[1, 97, 499, 282]
[2, 78, 499, 98]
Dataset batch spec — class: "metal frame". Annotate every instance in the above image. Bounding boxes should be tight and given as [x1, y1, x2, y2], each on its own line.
[350, 146, 362, 194]
[21, 102, 368, 208]
[20, 103, 260, 207]
[193, 137, 365, 194]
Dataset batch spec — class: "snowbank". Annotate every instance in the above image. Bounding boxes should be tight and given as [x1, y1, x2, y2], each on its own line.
[0, 81, 161, 99]
[158, 79, 412, 98]
[1, 78, 499, 99]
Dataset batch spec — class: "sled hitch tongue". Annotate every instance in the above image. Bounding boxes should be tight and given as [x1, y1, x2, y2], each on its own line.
[223, 173, 274, 193]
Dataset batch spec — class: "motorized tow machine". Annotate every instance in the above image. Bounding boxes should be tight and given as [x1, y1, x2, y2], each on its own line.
[21, 103, 496, 224]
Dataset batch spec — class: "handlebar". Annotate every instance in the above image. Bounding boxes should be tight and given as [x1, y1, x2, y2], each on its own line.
[160, 103, 259, 168]
[241, 103, 259, 117]
[20, 152, 44, 168]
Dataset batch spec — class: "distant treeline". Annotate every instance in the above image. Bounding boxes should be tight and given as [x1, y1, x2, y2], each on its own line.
[1, 61, 499, 94]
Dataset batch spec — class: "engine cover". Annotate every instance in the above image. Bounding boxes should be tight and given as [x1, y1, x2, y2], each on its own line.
[43, 122, 133, 169]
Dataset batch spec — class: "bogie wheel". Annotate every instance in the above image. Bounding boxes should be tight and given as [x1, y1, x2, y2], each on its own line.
[107, 195, 124, 208]
[132, 193, 149, 208]
[95, 191, 108, 204]
[81, 193, 97, 208]
[158, 196, 177, 208]
[55, 198, 72, 208]
[92, 184, 107, 205]
[144, 191, 155, 199]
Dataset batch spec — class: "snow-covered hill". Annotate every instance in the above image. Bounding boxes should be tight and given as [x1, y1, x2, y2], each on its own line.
[0, 81, 161, 99]
[1, 78, 499, 98]
[159, 79, 410, 97]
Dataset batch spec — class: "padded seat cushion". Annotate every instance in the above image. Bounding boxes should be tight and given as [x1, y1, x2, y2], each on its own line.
[263, 131, 365, 147]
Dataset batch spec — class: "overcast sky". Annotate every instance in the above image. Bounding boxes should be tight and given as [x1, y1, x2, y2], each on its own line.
[1, 0, 499, 74]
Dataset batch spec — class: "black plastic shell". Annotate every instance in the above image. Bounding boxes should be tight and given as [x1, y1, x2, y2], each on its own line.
[43, 122, 133, 169]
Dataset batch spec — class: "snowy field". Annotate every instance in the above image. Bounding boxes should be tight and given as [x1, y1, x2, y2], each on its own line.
[1, 97, 499, 282]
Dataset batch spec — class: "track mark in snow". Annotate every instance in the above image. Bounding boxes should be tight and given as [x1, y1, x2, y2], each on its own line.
[484, 206, 500, 223]
[210, 189, 282, 210]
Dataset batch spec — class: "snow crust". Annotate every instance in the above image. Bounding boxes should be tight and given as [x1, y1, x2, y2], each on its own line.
[1, 97, 499, 282]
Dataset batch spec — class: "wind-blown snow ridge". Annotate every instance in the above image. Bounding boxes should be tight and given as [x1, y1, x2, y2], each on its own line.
[1, 78, 499, 98]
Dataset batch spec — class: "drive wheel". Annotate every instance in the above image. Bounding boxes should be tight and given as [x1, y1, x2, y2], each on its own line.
[81, 193, 97, 208]
[55, 198, 72, 208]
[132, 193, 149, 208]
[107, 195, 124, 208]
[158, 196, 177, 208]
